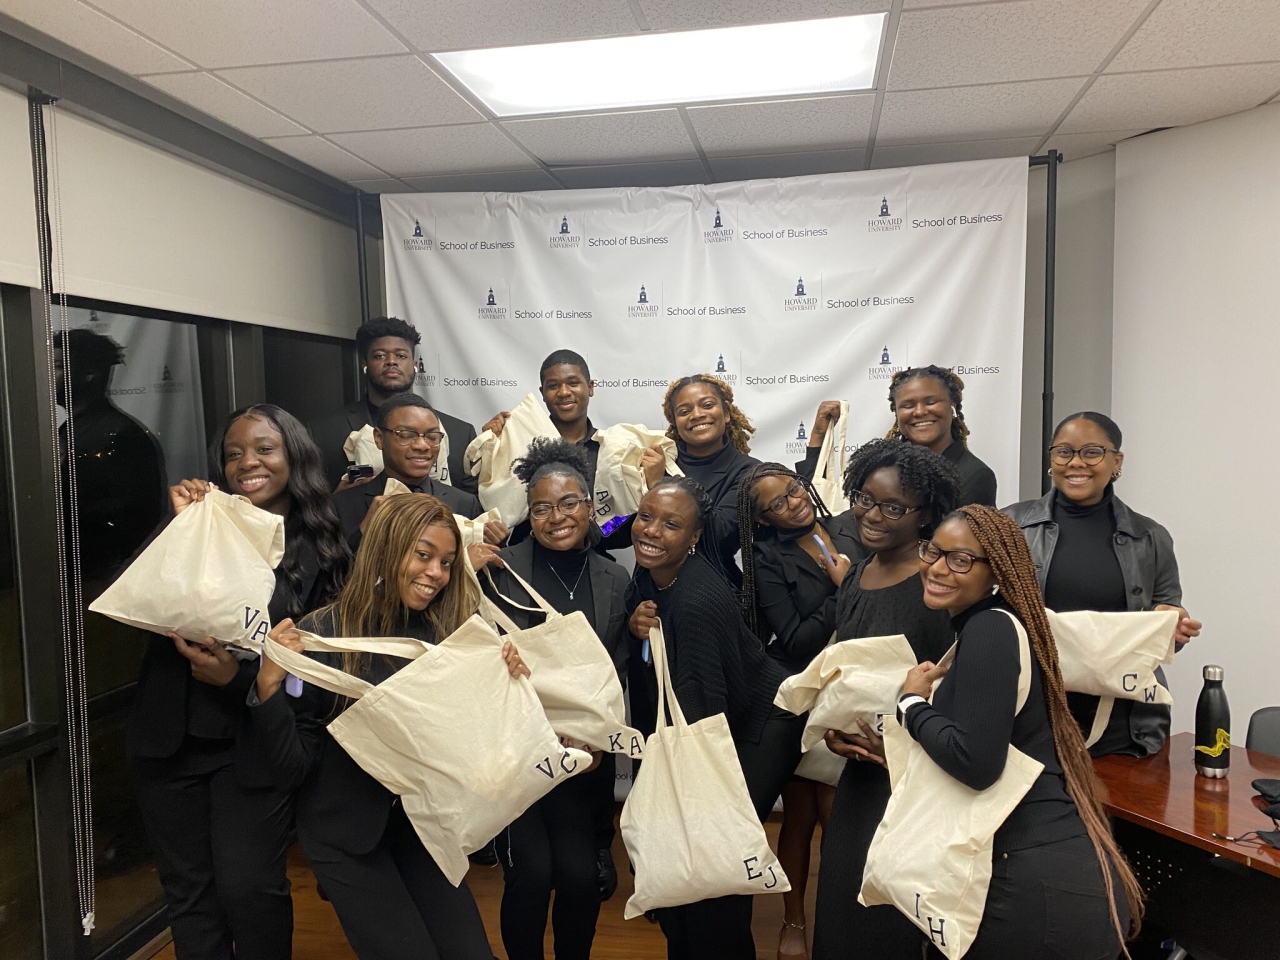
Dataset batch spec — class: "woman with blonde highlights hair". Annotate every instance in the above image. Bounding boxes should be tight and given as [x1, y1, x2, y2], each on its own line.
[246, 493, 528, 960]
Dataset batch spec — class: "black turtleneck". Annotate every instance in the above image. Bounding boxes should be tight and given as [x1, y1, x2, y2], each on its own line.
[529, 539, 594, 622]
[675, 439, 760, 586]
[1044, 485, 1126, 614]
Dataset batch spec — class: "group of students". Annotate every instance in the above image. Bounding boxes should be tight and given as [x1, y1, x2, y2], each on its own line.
[124, 315, 1201, 960]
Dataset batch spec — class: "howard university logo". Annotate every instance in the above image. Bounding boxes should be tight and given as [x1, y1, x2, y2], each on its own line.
[479, 287, 507, 321]
[551, 215, 581, 250]
[869, 345, 906, 380]
[628, 285, 659, 319]
[784, 276, 818, 312]
[870, 196, 903, 234]
[704, 207, 734, 244]
[713, 353, 737, 386]
[403, 218, 433, 251]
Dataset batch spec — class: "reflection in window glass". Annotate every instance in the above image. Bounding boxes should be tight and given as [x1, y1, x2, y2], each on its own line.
[0, 764, 42, 960]
[0, 400, 22, 731]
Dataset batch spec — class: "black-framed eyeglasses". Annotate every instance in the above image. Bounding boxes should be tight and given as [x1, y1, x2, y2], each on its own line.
[764, 480, 807, 516]
[529, 496, 590, 520]
[1048, 444, 1117, 465]
[383, 427, 444, 446]
[852, 490, 920, 521]
[919, 540, 991, 574]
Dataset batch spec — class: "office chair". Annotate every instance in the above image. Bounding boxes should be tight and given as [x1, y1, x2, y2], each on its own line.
[1246, 706, 1280, 757]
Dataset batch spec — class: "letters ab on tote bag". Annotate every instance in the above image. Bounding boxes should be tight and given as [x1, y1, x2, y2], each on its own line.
[592, 424, 681, 528]
[621, 622, 789, 919]
[344, 422, 453, 485]
[464, 392, 559, 527]
[263, 616, 591, 886]
[89, 489, 284, 653]
[860, 610, 1043, 960]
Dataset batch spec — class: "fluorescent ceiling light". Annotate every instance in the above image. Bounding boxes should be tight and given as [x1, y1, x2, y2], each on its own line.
[434, 14, 885, 117]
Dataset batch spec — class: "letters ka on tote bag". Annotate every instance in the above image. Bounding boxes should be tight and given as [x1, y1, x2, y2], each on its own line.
[344, 422, 453, 485]
[808, 400, 850, 513]
[592, 424, 681, 528]
[621, 622, 789, 919]
[479, 567, 645, 759]
[262, 615, 591, 886]
[89, 489, 283, 653]
[859, 610, 1042, 960]
[463, 393, 558, 526]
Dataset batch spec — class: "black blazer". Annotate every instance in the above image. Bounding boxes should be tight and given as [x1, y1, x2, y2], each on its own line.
[307, 398, 478, 496]
[484, 538, 629, 684]
[332, 472, 483, 551]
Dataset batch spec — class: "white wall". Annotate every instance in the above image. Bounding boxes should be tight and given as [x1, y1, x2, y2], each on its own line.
[1113, 103, 1280, 735]
[0, 86, 41, 288]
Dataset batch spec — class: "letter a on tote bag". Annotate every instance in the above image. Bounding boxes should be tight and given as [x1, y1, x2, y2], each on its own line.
[463, 393, 558, 526]
[809, 400, 849, 513]
[263, 615, 591, 886]
[592, 424, 681, 528]
[621, 622, 789, 919]
[89, 489, 284, 653]
[859, 611, 1043, 959]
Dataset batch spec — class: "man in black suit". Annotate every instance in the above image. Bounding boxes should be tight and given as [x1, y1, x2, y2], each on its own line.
[307, 316, 478, 494]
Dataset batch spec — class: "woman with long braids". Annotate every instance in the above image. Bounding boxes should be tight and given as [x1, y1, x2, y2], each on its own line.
[736, 462, 864, 960]
[812, 440, 959, 960]
[627, 477, 802, 959]
[128, 404, 350, 960]
[248, 494, 528, 960]
[907, 505, 1142, 958]
[661, 374, 759, 586]
[471, 438, 629, 960]
[1005, 411, 1200, 757]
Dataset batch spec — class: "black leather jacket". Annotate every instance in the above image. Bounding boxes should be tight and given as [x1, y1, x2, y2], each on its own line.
[1004, 489, 1183, 756]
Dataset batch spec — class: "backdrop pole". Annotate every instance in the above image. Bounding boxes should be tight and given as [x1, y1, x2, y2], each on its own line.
[1029, 150, 1062, 494]
[354, 189, 371, 326]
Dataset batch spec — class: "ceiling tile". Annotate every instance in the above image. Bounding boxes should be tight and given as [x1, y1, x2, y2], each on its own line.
[689, 94, 874, 156]
[870, 136, 1039, 168]
[402, 170, 564, 192]
[552, 159, 708, 189]
[877, 78, 1080, 144]
[502, 110, 695, 165]
[349, 178, 416, 192]
[902, 0, 1026, 6]
[263, 134, 386, 180]
[1109, 0, 1280, 73]
[218, 56, 481, 133]
[328, 124, 540, 177]
[89, 0, 405, 68]
[889, 0, 1149, 90]
[0, 0, 194, 74]
[1040, 128, 1145, 161]
[636, 0, 888, 31]
[143, 72, 308, 137]
[708, 149, 866, 182]
[366, 0, 637, 51]
[1058, 63, 1280, 133]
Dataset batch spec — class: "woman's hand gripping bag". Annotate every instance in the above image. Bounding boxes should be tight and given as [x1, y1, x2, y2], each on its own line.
[463, 393, 558, 526]
[592, 424, 681, 529]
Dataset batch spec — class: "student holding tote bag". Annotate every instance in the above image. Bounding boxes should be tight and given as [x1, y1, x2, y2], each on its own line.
[893, 505, 1142, 958]
[245, 494, 528, 960]
[626, 477, 803, 960]
[128, 404, 349, 960]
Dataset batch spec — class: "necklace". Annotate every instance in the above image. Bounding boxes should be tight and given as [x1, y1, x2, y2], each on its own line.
[548, 553, 590, 600]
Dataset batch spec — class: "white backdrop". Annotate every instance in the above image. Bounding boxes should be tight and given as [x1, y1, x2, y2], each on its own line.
[383, 158, 1028, 498]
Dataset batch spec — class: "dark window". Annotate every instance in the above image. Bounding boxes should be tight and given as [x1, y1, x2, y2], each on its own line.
[0, 764, 43, 959]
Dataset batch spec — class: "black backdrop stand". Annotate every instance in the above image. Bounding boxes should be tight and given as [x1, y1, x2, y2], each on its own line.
[1030, 150, 1063, 494]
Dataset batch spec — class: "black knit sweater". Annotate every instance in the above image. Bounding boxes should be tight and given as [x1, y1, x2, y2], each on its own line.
[629, 553, 785, 745]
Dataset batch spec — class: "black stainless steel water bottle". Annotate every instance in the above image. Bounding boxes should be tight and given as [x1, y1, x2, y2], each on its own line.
[1194, 664, 1230, 778]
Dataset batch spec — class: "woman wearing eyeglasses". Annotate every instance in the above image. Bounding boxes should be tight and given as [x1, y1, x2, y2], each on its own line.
[1003, 412, 1200, 757]
[471, 438, 629, 960]
[811, 440, 959, 960]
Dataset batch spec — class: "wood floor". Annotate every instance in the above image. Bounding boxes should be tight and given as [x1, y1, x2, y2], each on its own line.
[151, 813, 820, 960]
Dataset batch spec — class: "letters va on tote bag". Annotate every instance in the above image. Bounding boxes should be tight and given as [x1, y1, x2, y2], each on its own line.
[808, 400, 850, 513]
[262, 616, 591, 887]
[774, 633, 918, 787]
[860, 610, 1042, 960]
[344, 422, 453, 485]
[464, 392, 559, 527]
[479, 567, 644, 759]
[89, 489, 284, 653]
[592, 424, 681, 527]
[621, 622, 789, 919]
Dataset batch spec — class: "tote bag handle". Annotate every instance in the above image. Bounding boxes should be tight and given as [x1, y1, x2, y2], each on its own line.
[815, 401, 850, 489]
[648, 621, 689, 733]
[261, 630, 433, 701]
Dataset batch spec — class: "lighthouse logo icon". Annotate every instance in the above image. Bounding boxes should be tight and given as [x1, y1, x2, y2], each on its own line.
[413, 219, 423, 237]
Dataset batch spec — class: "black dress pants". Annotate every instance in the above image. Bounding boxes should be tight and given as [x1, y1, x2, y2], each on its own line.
[129, 737, 293, 960]
[812, 759, 923, 960]
[496, 764, 605, 960]
[302, 802, 494, 960]
[656, 707, 804, 960]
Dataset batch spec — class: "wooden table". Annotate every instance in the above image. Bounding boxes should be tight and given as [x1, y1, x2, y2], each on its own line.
[1093, 731, 1280, 878]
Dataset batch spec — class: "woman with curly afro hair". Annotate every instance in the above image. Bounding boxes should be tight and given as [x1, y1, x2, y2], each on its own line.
[660, 373, 759, 587]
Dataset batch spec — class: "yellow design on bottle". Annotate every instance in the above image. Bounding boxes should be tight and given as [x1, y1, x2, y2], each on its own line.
[1195, 728, 1230, 757]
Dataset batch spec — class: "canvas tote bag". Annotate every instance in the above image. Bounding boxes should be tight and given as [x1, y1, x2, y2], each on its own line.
[463, 393, 559, 526]
[621, 622, 789, 919]
[859, 610, 1042, 960]
[343, 422, 453, 486]
[1048, 607, 1177, 747]
[775, 633, 919, 787]
[262, 615, 591, 886]
[592, 424, 682, 528]
[809, 400, 850, 513]
[89, 489, 284, 653]
[478, 566, 644, 758]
